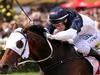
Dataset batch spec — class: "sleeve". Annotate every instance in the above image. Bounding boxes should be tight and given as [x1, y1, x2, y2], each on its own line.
[48, 28, 77, 42]
[70, 14, 83, 33]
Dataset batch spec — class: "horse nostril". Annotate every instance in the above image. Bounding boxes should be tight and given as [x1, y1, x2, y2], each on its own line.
[2, 65, 9, 70]
[0, 65, 10, 74]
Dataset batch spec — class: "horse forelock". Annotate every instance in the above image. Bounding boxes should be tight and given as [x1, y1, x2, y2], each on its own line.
[28, 25, 46, 39]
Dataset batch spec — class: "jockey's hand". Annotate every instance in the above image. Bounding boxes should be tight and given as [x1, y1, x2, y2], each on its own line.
[29, 21, 34, 26]
[46, 33, 53, 39]
[46, 32, 58, 40]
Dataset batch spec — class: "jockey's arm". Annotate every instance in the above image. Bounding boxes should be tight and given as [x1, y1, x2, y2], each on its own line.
[47, 14, 83, 41]
[48, 28, 77, 41]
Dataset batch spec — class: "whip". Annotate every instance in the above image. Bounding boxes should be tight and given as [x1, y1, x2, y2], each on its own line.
[15, 0, 32, 22]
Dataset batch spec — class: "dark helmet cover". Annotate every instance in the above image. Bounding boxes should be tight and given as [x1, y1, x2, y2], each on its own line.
[49, 7, 69, 25]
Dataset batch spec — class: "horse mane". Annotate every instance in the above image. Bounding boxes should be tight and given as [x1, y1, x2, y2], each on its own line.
[51, 39, 74, 48]
[28, 25, 47, 39]
[28, 25, 73, 48]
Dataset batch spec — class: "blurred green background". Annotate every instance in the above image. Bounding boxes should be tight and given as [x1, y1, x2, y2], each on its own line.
[0, 72, 38, 75]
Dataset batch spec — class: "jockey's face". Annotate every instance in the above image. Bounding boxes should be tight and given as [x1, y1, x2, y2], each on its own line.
[55, 22, 66, 31]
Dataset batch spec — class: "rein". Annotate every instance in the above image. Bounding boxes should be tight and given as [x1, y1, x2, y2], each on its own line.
[33, 39, 53, 63]
[15, 30, 54, 65]
[15, 29, 83, 69]
[27, 31, 54, 63]
[39, 51, 84, 72]
[18, 38, 54, 65]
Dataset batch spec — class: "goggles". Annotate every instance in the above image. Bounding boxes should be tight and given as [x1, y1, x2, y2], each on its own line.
[49, 14, 68, 26]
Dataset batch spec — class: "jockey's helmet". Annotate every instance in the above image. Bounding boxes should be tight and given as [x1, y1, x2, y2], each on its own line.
[49, 7, 69, 26]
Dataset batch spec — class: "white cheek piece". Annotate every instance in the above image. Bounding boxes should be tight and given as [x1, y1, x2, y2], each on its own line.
[5, 28, 29, 59]
[5, 28, 54, 63]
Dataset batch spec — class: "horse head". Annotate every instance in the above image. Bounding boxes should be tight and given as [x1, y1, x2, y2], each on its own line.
[0, 49, 20, 74]
[0, 25, 52, 74]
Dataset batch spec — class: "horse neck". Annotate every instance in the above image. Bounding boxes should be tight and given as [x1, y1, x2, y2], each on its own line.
[27, 31, 51, 61]
[38, 40, 82, 73]
[26, 32, 92, 75]
[51, 41, 77, 58]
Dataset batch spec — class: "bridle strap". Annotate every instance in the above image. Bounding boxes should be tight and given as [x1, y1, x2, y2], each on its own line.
[16, 30, 28, 57]
[15, 30, 54, 64]
[18, 38, 54, 66]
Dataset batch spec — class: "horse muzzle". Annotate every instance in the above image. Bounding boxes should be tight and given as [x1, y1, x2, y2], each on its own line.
[0, 64, 11, 74]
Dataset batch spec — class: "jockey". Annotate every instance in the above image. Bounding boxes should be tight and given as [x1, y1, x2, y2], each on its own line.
[46, 6, 100, 61]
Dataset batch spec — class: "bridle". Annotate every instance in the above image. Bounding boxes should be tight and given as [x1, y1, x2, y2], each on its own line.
[15, 29, 54, 65]
[16, 30, 28, 57]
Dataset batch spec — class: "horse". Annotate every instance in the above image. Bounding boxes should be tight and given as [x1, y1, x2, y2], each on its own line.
[0, 25, 93, 75]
